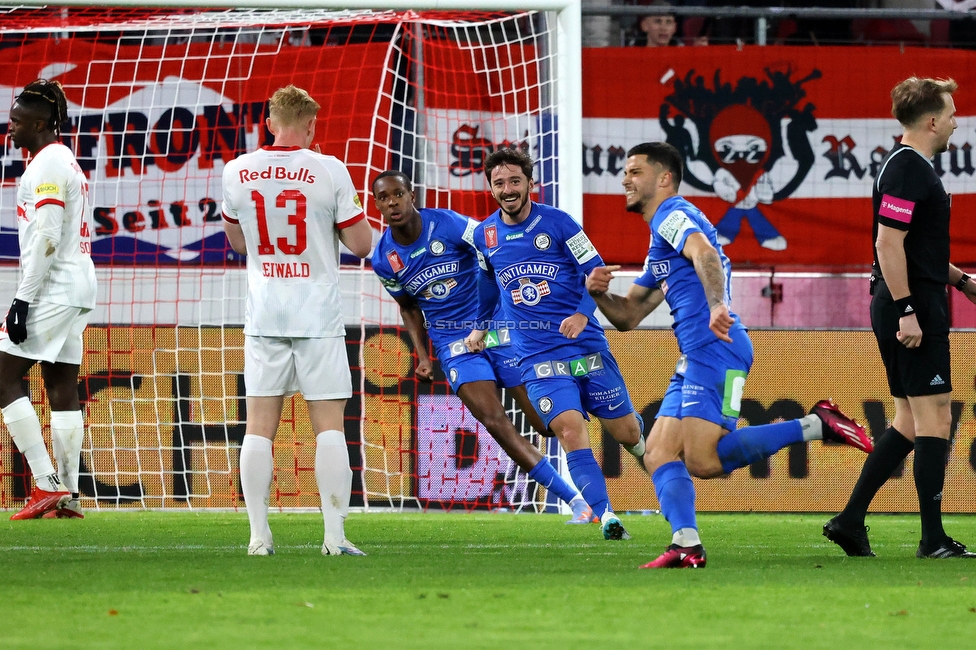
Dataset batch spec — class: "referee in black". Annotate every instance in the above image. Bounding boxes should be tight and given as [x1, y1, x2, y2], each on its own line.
[824, 76, 976, 559]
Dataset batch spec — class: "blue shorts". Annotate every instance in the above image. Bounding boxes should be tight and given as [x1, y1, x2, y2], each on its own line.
[522, 349, 634, 430]
[441, 346, 521, 392]
[658, 330, 754, 431]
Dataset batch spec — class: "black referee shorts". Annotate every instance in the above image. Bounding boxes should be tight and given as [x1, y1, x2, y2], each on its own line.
[870, 281, 951, 398]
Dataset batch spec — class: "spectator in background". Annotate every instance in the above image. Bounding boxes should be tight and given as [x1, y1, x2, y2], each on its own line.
[639, 1, 679, 46]
[629, 0, 708, 46]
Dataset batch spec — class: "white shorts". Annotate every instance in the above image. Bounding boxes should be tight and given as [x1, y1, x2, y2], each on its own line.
[244, 335, 352, 400]
[0, 302, 91, 365]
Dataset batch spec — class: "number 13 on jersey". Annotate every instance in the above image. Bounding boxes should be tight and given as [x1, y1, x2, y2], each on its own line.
[251, 189, 307, 255]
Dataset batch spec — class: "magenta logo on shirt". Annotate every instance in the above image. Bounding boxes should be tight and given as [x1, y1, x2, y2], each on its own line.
[879, 194, 915, 223]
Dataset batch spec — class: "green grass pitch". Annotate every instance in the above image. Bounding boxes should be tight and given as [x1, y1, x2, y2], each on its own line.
[2, 512, 975, 649]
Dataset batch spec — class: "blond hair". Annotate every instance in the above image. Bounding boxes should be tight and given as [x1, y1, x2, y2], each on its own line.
[891, 77, 958, 127]
[268, 85, 321, 126]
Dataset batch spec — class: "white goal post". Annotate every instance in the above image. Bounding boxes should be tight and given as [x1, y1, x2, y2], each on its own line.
[0, 1, 583, 512]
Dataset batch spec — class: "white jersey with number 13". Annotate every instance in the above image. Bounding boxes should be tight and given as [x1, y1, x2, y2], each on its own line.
[221, 146, 365, 338]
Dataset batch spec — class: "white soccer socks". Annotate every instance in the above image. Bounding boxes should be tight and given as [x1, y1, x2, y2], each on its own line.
[315, 430, 353, 553]
[799, 414, 823, 441]
[50, 410, 85, 496]
[672, 527, 702, 547]
[240, 434, 274, 549]
[3, 397, 62, 492]
[623, 436, 646, 459]
[622, 412, 646, 459]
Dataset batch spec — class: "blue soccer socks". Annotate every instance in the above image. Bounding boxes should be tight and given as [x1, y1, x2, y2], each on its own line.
[565, 448, 610, 518]
[528, 457, 580, 506]
[652, 460, 698, 534]
[716, 420, 804, 474]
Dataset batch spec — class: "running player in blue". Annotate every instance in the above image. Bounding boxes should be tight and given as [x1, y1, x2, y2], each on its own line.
[585, 142, 874, 567]
[370, 171, 593, 523]
[465, 149, 647, 541]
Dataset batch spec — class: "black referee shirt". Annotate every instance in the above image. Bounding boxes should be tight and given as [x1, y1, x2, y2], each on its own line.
[871, 143, 950, 287]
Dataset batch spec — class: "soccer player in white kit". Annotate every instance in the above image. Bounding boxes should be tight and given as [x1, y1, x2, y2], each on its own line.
[222, 85, 373, 556]
[2, 79, 97, 520]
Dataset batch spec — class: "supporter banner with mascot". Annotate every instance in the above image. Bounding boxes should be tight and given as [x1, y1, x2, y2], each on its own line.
[583, 46, 976, 266]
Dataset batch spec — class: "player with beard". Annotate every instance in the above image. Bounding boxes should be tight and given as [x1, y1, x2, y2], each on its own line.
[371, 171, 593, 522]
[465, 148, 646, 541]
[825, 77, 976, 559]
[3, 79, 97, 520]
[585, 142, 872, 568]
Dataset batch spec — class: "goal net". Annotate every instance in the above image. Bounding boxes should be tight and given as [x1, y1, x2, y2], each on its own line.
[0, 5, 577, 512]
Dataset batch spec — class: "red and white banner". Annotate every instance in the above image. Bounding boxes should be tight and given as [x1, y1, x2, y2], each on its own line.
[0, 38, 388, 263]
[583, 46, 976, 265]
[5, 39, 976, 268]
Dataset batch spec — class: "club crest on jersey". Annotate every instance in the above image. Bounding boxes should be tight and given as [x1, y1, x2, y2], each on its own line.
[511, 278, 550, 306]
[485, 224, 498, 248]
[387, 250, 405, 272]
[533, 233, 551, 250]
[422, 278, 457, 300]
[538, 397, 553, 414]
[429, 240, 446, 256]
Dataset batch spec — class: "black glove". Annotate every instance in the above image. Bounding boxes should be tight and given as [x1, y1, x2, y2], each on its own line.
[5, 299, 28, 344]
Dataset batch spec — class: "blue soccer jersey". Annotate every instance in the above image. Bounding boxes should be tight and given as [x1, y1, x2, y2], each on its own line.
[636, 195, 745, 353]
[473, 203, 608, 366]
[372, 207, 511, 362]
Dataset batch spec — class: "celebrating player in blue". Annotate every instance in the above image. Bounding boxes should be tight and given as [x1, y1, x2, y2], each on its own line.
[370, 171, 593, 523]
[465, 149, 646, 541]
[585, 142, 874, 567]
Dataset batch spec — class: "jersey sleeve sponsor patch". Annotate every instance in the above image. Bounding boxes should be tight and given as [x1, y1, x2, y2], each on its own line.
[462, 218, 478, 247]
[35, 183, 61, 196]
[657, 209, 696, 249]
[378, 276, 403, 292]
[566, 230, 598, 265]
[878, 194, 914, 224]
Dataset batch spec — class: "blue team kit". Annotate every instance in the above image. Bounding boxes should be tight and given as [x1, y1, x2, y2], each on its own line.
[372, 208, 521, 391]
[472, 203, 635, 429]
[636, 195, 752, 430]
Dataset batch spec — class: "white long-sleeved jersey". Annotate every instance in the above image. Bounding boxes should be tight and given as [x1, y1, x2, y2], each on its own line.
[15, 142, 97, 309]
